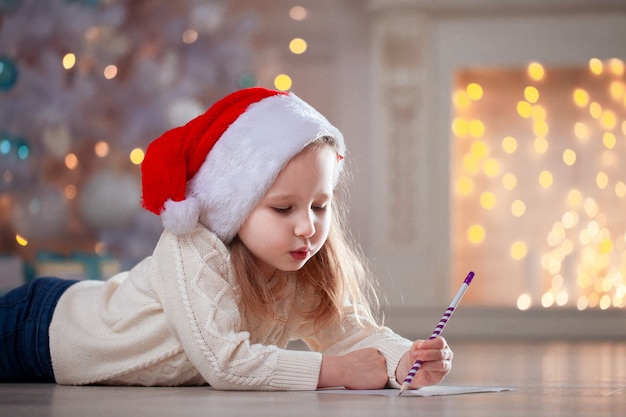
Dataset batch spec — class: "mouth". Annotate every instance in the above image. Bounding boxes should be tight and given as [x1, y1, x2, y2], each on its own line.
[290, 248, 310, 261]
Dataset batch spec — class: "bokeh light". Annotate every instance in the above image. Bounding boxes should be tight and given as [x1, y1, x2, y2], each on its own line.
[468, 119, 485, 138]
[453, 90, 471, 109]
[573, 88, 589, 107]
[64, 184, 77, 199]
[103, 64, 117, 80]
[510, 241, 528, 260]
[16, 234, 28, 246]
[289, 38, 307, 54]
[274, 74, 292, 91]
[456, 176, 474, 196]
[289, 5, 308, 20]
[502, 136, 517, 154]
[95, 141, 109, 158]
[483, 158, 500, 177]
[527, 62, 545, 81]
[452, 118, 468, 137]
[454, 61, 626, 311]
[517, 293, 532, 310]
[502, 173, 517, 190]
[471, 140, 488, 159]
[468, 224, 485, 244]
[480, 191, 496, 209]
[603, 132, 616, 149]
[65, 153, 78, 170]
[524, 86, 539, 103]
[563, 149, 576, 166]
[511, 200, 526, 217]
[574, 122, 590, 140]
[182, 29, 198, 44]
[534, 137, 548, 154]
[62, 53, 76, 70]
[539, 170, 553, 188]
[589, 58, 603, 75]
[517, 101, 532, 118]
[467, 83, 483, 100]
[608, 58, 625, 76]
[130, 148, 145, 165]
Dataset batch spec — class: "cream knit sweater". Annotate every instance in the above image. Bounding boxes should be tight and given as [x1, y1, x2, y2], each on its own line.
[49, 226, 411, 389]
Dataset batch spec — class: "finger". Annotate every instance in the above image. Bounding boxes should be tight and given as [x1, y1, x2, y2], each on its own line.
[411, 339, 425, 351]
[421, 357, 452, 372]
[408, 366, 451, 388]
[413, 359, 452, 381]
[411, 349, 450, 363]
[415, 336, 447, 351]
[411, 339, 453, 370]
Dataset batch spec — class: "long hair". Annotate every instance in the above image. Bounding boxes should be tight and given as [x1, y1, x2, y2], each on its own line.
[229, 137, 382, 331]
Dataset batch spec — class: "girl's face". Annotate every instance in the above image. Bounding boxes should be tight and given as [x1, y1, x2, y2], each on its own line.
[237, 144, 336, 279]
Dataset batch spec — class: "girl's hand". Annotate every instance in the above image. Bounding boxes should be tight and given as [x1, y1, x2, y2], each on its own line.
[395, 336, 453, 388]
[318, 347, 388, 390]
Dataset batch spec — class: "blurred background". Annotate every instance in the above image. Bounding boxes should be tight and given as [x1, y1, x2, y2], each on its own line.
[1, 0, 626, 339]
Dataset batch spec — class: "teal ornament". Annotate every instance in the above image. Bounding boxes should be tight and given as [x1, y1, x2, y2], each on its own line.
[0, 132, 34, 193]
[0, 56, 18, 91]
[238, 73, 257, 89]
[0, 134, 11, 155]
[0, 133, 29, 159]
[16, 141, 29, 160]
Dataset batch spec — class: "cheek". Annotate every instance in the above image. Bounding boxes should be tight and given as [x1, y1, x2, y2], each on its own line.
[315, 213, 332, 241]
[238, 210, 282, 247]
[237, 212, 262, 243]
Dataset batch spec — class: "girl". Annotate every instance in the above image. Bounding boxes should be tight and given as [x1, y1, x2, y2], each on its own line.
[0, 87, 453, 389]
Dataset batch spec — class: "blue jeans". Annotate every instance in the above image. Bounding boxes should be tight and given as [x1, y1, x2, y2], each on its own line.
[0, 277, 78, 382]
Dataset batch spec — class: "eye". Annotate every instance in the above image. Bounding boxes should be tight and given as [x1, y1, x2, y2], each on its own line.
[272, 206, 291, 213]
[311, 204, 327, 212]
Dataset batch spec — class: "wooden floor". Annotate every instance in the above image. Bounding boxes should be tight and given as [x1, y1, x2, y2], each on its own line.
[1, 339, 625, 417]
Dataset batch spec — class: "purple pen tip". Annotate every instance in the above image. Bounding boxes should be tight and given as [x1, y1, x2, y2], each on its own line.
[464, 271, 475, 284]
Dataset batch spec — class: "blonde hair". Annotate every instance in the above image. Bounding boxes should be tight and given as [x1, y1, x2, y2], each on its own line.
[229, 137, 381, 331]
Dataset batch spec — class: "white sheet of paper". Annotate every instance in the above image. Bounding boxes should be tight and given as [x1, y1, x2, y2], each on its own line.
[317, 385, 512, 397]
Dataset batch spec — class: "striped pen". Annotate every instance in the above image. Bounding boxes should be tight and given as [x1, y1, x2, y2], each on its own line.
[399, 271, 475, 396]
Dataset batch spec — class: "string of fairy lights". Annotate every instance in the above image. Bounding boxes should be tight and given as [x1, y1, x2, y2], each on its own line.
[453, 58, 626, 311]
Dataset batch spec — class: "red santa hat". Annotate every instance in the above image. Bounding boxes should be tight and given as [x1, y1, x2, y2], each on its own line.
[141, 87, 345, 242]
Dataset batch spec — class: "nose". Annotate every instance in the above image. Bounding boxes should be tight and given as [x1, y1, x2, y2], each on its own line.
[294, 209, 316, 238]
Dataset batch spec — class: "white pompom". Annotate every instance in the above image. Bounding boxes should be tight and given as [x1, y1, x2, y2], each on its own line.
[161, 197, 200, 235]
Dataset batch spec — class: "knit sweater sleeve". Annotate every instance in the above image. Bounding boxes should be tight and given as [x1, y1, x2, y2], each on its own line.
[301, 307, 413, 389]
[151, 227, 322, 391]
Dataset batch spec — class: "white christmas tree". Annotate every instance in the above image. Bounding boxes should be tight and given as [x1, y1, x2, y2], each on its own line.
[0, 0, 257, 278]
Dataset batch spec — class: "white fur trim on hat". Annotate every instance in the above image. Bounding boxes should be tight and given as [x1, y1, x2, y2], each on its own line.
[189, 92, 345, 242]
